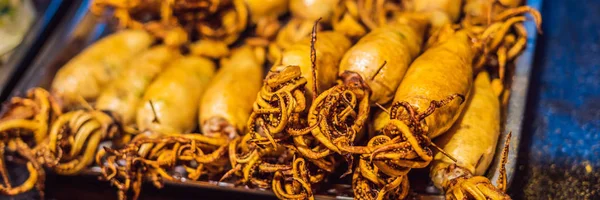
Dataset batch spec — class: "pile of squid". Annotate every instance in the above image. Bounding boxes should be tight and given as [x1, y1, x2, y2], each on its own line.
[0, 0, 541, 199]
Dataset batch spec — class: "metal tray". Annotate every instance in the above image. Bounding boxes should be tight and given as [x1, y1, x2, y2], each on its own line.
[487, 0, 543, 188]
[0, 0, 67, 101]
[5, 0, 543, 199]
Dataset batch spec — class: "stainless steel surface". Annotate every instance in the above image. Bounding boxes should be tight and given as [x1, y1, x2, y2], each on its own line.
[0, 0, 65, 101]
[488, 0, 543, 187]
[6, 0, 542, 198]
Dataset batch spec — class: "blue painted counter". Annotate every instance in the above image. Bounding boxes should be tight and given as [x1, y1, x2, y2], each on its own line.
[509, 0, 600, 198]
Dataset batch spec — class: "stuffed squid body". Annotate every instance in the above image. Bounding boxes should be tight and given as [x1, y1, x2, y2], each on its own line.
[96, 46, 180, 124]
[52, 30, 153, 103]
[430, 72, 501, 188]
[199, 47, 264, 138]
[280, 31, 351, 100]
[137, 56, 216, 134]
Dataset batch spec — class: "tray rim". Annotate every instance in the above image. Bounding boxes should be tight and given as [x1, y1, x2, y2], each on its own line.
[4, 0, 543, 198]
[487, 0, 543, 188]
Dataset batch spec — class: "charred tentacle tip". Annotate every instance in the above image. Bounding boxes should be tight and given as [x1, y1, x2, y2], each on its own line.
[434, 164, 473, 190]
[340, 71, 371, 96]
[202, 117, 238, 139]
[443, 175, 510, 200]
[265, 65, 303, 88]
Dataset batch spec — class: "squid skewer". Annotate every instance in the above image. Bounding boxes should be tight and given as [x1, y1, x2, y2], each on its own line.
[200, 46, 264, 140]
[51, 30, 153, 105]
[136, 56, 215, 134]
[306, 16, 428, 176]
[430, 72, 510, 199]
[350, 28, 475, 200]
[98, 45, 264, 200]
[359, 7, 540, 196]
[96, 45, 181, 126]
[274, 21, 352, 172]
[224, 20, 342, 198]
[225, 65, 310, 185]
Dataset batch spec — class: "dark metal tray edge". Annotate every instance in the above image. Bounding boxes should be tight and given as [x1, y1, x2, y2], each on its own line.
[487, 0, 543, 188]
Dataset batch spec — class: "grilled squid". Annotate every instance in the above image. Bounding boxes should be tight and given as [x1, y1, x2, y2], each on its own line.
[199, 46, 264, 139]
[338, 16, 427, 105]
[304, 16, 428, 165]
[430, 72, 509, 199]
[136, 56, 215, 134]
[280, 30, 351, 100]
[96, 46, 181, 125]
[350, 29, 475, 200]
[51, 30, 153, 104]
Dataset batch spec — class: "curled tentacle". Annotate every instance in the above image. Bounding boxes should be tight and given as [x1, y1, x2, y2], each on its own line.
[463, 1, 542, 78]
[370, 94, 465, 170]
[373, 120, 433, 170]
[441, 133, 513, 200]
[98, 133, 230, 199]
[271, 157, 315, 200]
[247, 65, 308, 150]
[303, 71, 370, 172]
[352, 158, 409, 200]
[0, 138, 46, 198]
[0, 88, 61, 197]
[40, 109, 119, 175]
[444, 175, 510, 200]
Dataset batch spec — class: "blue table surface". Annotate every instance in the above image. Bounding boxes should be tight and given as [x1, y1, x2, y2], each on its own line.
[509, 0, 600, 199]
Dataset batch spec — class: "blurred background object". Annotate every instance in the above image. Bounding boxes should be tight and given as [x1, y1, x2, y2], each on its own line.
[0, 0, 66, 100]
[0, 0, 35, 60]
